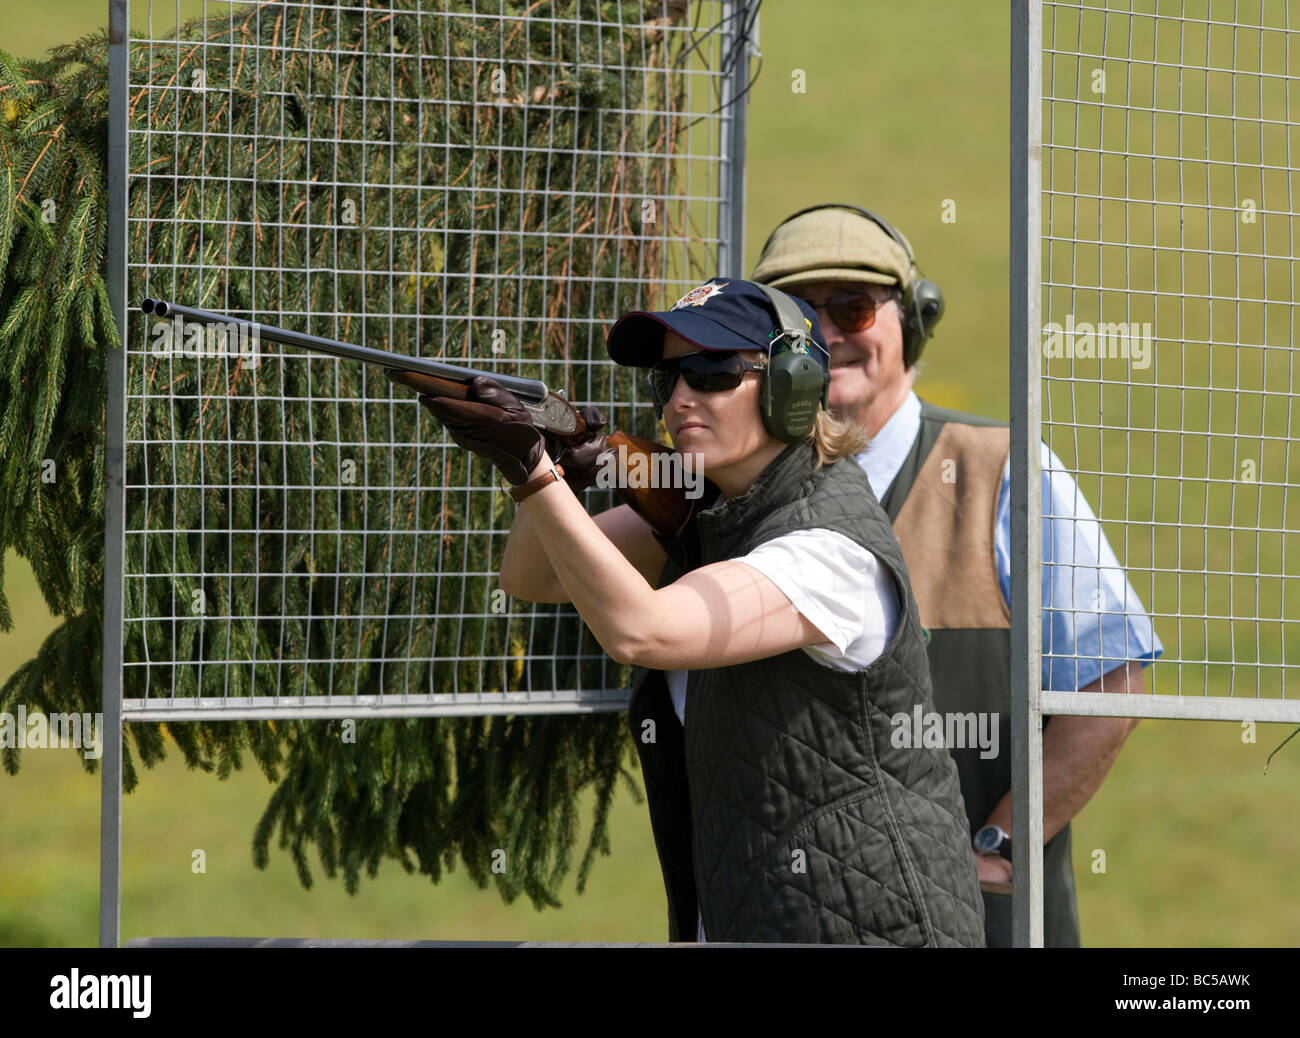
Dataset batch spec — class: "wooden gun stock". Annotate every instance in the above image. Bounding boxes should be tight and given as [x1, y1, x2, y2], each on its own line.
[605, 430, 695, 539]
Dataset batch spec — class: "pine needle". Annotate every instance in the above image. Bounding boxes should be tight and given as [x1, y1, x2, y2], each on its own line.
[0, 0, 699, 911]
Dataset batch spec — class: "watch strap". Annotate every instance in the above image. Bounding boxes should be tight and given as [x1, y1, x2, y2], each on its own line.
[509, 464, 565, 503]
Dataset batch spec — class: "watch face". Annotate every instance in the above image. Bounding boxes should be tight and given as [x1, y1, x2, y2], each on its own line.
[974, 826, 1002, 854]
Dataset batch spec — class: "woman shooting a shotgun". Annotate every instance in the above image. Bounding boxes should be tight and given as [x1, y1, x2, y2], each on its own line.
[397, 278, 984, 946]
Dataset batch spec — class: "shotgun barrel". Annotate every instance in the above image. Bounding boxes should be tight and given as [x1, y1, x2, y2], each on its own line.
[138, 298, 584, 438]
[138, 298, 694, 536]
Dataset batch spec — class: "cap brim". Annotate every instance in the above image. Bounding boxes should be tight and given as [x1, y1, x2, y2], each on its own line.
[761, 266, 898, 291]
[606, 309, 763, 367]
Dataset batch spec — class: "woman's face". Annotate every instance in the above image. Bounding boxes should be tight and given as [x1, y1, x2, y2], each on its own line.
[659, 332, 782, 483]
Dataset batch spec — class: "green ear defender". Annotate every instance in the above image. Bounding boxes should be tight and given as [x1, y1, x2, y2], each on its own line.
[754, 283, 830, 444]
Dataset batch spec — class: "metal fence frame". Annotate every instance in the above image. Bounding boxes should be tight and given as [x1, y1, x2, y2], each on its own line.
[101, 0, 130, 953]
[100, 0, 1298, 951]
[1011, 0, 1300, 947]
[100, 0, 753, 948]
[1011, 0, 1046, 951]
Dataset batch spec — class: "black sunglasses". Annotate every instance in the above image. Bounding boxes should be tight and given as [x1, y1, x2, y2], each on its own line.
[647, 351, 765, 410]
[793, 290, 894, 334]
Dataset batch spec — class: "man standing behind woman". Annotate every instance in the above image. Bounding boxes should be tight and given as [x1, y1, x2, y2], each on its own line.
[752, 204, 1162, 947]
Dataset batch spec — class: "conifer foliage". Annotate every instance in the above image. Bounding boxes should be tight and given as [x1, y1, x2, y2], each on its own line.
[0, 0, 701, 907]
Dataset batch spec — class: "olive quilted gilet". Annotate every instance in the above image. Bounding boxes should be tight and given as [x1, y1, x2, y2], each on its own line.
[626, 440, 985, 945]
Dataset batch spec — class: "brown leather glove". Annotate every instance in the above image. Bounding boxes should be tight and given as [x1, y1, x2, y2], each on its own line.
[416, 376, 547, 486]
[554, 405, 610, 493]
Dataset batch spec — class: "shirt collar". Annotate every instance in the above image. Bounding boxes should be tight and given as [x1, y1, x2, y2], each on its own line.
[854, 389, 922, 501]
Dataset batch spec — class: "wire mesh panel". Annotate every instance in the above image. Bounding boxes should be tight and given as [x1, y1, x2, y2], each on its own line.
[116, 0, 753, 719]
[1038, 0, 1300, 711]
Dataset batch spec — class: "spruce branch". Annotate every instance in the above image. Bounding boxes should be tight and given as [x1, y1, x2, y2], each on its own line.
[2, 0, 692, 913]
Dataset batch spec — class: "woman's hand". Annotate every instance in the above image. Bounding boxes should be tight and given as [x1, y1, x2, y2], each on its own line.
[392, 372, 612, 496]
[555, 405, 610, 493]
[399, 374, 548, 485]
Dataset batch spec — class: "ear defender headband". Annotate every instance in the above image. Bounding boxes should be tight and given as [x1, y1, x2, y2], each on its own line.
[754, 283, 831, 444]
[759, 203, 945, 368]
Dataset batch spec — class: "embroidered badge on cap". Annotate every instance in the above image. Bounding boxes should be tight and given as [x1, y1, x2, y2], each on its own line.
[671, 280, 728, 310]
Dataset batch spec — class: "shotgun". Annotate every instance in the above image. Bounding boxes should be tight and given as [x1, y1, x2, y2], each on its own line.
[138, 299, 694, 537]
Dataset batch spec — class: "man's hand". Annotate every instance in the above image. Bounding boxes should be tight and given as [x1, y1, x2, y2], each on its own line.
[396, 373, 548, 486]
[974, 849, 1012, 892]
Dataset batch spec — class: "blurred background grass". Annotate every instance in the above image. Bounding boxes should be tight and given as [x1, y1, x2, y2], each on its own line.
[1, 0, 1297, 947]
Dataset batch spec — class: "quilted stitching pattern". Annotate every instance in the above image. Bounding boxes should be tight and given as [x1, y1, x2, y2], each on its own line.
[633, 442, 985, 946]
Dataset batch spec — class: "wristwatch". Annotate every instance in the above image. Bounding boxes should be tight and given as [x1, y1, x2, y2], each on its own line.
[973, 825, 1012, 861]
[509, 463, 565, 503]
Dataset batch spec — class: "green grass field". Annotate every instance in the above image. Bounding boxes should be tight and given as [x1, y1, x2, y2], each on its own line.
[2, 0, 1298, 947]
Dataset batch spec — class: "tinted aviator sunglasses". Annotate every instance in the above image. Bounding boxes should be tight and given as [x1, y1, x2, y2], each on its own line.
[795, 290, 894, 334]
[647, 350, 765, 410]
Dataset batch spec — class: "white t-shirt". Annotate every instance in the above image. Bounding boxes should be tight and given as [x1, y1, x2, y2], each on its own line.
[666, 528, 901, 725]
[662, 527, 903, 941]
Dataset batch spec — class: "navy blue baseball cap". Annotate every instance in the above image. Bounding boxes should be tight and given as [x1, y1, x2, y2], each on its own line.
[606, 276, 830, 372]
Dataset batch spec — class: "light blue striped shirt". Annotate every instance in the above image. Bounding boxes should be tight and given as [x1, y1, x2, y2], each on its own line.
[855, 391, 1163, 692]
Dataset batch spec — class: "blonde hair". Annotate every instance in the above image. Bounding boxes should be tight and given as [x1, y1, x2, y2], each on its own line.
[808, 408, 868, 468]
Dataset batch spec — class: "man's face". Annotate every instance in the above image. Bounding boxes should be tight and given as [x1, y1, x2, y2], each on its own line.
[784, 279, 909, 419]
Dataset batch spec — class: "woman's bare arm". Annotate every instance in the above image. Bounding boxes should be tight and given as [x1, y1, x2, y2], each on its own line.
[499, 497, 668, 603]
[511, 466, 829, 669]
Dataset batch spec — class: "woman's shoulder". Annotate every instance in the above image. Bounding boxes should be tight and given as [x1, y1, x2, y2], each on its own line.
[737, 527, 889, 602]
[734, 528, 901, 673]
[744, 526, 874, 561]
